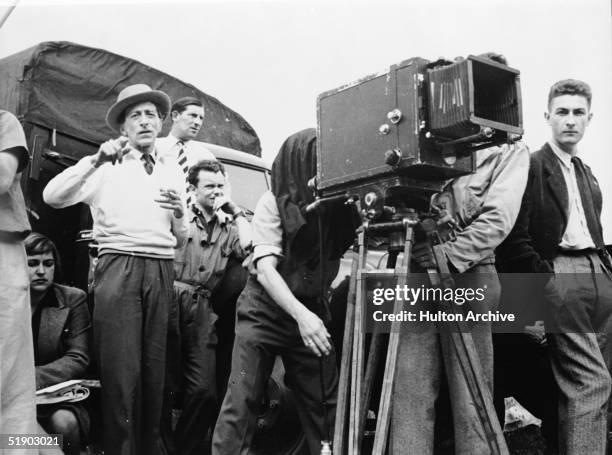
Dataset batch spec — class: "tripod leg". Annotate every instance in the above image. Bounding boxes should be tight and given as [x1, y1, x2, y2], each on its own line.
[349, 230, 368, 455]
[359, 250, 398, 439]
[359, 335, 384, 435]
[333, 242, 359, 454]
[371, 224, 414, 455]
[429, 244, 509, 455]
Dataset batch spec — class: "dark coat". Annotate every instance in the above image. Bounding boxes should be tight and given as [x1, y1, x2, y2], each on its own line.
[35, 284, 91, 390]
[496, 143, 605, 274]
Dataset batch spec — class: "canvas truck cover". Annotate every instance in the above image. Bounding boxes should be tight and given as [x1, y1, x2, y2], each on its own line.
[0, 41, 261, 156]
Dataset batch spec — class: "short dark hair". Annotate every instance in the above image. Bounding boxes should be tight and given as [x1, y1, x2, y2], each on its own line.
[188, 159, 225, 186]
[24, 232, 62, 281]
[478, 52, 508, 66]
[171, 97, 203, 115]
[548, 79, 592, 109]
[117, 102, 162, 126]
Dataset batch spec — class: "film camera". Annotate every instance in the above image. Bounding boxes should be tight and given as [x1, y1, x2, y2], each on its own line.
[316, 55, 523, 217]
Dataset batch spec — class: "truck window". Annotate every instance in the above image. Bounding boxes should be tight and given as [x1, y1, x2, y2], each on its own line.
[222, 162, 270, 214]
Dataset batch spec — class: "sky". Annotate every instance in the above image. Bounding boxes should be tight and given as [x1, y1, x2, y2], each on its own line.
[1, 0, 611, 239]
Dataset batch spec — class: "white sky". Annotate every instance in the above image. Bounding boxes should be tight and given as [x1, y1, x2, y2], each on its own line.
[1, 0, 611, 239]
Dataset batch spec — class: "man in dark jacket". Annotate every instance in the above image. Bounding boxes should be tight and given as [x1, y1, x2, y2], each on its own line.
[497, 79, 612, 455]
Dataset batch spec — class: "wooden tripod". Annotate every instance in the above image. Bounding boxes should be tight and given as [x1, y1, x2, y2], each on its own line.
[332, 213, 509, 455]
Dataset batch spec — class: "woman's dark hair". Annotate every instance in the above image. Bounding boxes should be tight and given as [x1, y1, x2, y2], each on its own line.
[24, 232, 62, 282]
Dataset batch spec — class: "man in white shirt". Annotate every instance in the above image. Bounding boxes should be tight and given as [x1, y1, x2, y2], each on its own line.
[157, 97, 216, 165]
[157, 97, 217, 209]
[43, 84, 188, 455]
[498, 79, 612, 455]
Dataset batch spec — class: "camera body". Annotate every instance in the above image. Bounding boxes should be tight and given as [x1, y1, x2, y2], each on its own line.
[316, 55, 523, 215]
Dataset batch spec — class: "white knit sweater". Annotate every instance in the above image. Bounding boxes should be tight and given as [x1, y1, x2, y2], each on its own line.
[43, 148, 188, 258]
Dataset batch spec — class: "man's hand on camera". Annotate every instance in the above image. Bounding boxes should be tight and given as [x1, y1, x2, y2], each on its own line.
[155, 189, 184, 219]
[91, 136, 130, 168]
[412, 241, 437, 269]
[297, 308, 332, 357]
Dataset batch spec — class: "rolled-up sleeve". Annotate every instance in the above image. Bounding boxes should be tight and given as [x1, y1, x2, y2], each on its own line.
[251, 191, 283, 263]
[0, 110, 29, 172]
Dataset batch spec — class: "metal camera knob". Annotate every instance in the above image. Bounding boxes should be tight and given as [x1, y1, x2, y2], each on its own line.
[384, 148, 402, 166]
[378, 124, 390, 135]
[387, 108, 402, 124]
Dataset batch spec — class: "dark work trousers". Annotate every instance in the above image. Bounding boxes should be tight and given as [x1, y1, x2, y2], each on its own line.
[93, 253, 174, 455]
[212, 276, 338, 455]
[545, 251, 612, 455]
[169, 281, 218, 455]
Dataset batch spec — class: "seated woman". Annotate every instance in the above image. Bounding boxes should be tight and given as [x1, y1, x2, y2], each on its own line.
[25, 233, 92, 455]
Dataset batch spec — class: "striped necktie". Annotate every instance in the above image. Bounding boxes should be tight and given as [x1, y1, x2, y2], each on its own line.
[177, 140, 192, 206]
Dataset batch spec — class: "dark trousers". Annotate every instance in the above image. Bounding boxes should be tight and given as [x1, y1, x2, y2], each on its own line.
[169, 281, 218, 455]
[545, 251, 612, 455]
[93, 253, 173, 455]
[212, 277, 338, 455]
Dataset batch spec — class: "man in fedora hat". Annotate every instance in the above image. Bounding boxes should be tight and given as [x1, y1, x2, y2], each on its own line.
[44, 84, 188, 455]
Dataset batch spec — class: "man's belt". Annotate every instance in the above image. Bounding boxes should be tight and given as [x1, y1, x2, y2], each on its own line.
[557, 247, 598, 257]
[173, 280, 211, 298]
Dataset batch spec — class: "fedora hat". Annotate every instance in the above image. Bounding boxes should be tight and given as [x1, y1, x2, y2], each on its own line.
[106, 84, 171, 132]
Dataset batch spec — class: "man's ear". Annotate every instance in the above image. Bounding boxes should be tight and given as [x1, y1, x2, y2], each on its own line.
[119, 126, 126, 136]
[188, 183, 196, 193]
[587, 111, 594, 124]
[171, 111, 179, 122]
[544, 111, 550, 124]
[152, 115, 163, 134]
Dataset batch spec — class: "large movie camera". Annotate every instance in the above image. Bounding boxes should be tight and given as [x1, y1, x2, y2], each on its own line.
[317, 56, 522, 455]
[316, 55, 523, 218]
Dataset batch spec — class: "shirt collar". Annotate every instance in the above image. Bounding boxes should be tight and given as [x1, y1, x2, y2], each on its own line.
[130, 145, 158, 161]
[548, 141, 574, 170]
[190, 204, 230, 228]
[168, 132, 187, 148]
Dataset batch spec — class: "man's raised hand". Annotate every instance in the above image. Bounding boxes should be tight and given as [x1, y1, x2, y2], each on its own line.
[92, 136, 130, 168]
[213, 195, 240, 216]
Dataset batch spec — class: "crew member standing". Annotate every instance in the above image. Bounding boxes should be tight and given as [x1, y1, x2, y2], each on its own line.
[392, 54, 530, 454]
[43, 84, 188, 455]
[0, 110, 39, 453]
[498, 79, 612, 455]
[172, 159, 251, 455]
[212, 128, 360, 455]
[157, 96, 222, 452]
